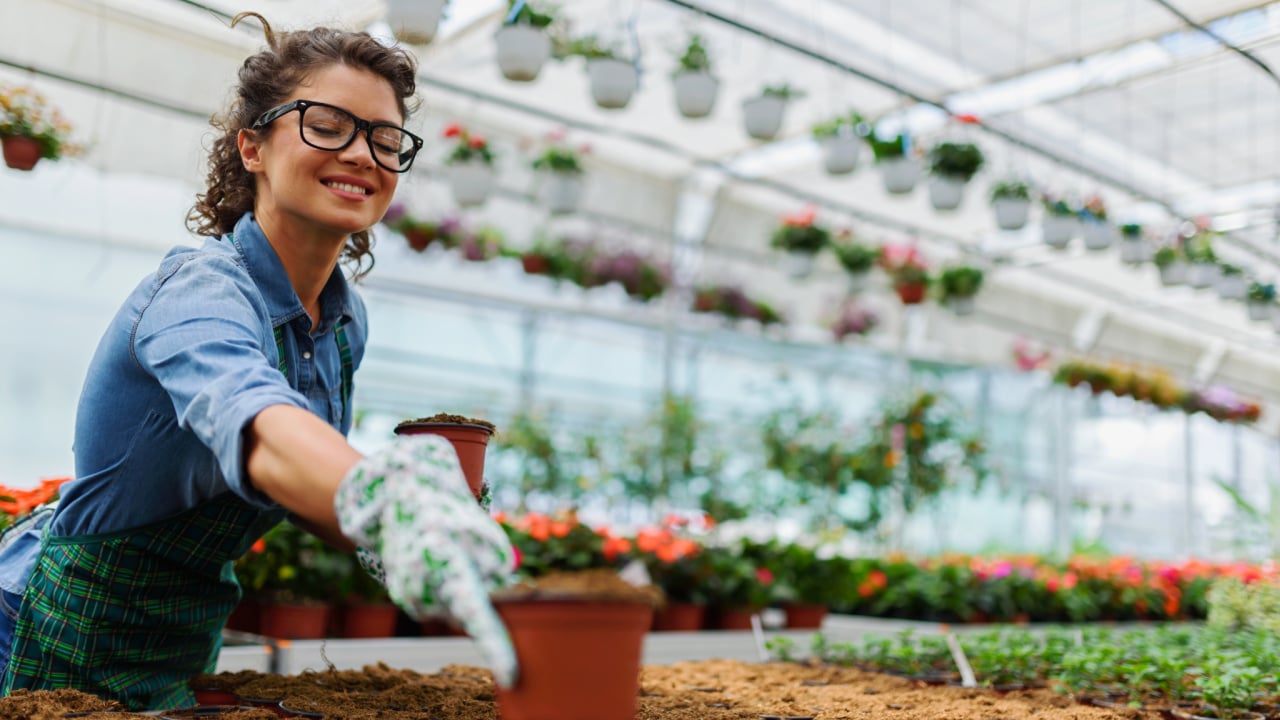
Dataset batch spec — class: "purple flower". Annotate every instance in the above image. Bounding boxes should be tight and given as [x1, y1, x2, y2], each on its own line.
[382, 203, 407, 223]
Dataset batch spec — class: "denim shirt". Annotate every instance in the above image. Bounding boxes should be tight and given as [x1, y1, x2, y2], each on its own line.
[0, 212, 367, 594]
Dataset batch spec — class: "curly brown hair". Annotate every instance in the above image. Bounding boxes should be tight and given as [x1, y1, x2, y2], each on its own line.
[187, 12, 419, 280]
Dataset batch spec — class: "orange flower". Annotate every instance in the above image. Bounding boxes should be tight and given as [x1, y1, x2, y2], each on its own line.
[549, 521, 572, 538]
[602, 536, 631, 562]
[635, 528, 668, 554]
[250, 538, 266, 554]
[884, 450, 901, 469]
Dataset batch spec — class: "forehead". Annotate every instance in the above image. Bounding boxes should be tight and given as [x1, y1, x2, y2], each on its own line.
[289, 64, 402, 124]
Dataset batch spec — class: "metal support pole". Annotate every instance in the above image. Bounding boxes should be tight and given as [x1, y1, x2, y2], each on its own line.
[1052, 387, 1074, 559]
[518, 309, 538, 411]
[1183, 414, 1195, 559]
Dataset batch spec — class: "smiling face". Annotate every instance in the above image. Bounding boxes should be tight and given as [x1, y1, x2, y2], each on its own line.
[240, 64, 404, 244]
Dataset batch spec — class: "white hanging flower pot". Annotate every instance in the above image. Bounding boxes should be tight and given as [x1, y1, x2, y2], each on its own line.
[1158, 260, 1188, 287]
[741, 95, 787, 141]
[784, 250, 817, 279]
[1041, 215, 1077, 249]
[818, 135, 861, 175]
[538, 170, 583, 215]
[495, 25, 551, 82]
[385, 0, 447, 45]
[673, 72, 719, 119]
[445, 160, 495, 208]
[946, 296, 976, 317]
[1081, 221, 1115, 251]
[1186, 262, 1219, 289]
[928, 176, 966, 211]
[879, 157, 920, 194]
[992, 198, 1030, 231]
[1119, 239, 1146, 265]
[1269, 304, 1280, 332]
[1247, 301, 1271, 322]
[1216, 274, 1247, 301]
[847, 270, 871, 295]
[587, 58, 638, 109]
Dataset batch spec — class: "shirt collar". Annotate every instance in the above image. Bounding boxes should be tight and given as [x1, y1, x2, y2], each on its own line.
[228, 212, 356, 331]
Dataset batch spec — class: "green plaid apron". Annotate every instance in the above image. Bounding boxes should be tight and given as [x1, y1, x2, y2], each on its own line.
[2, 321, 352, 710]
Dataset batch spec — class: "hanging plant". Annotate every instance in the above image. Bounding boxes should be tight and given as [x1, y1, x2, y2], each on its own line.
[867, 131, 919, 194]
[811, 111, 867, 175]
[1078, 195, 1114, 251]
[926, 141, 984, 211]
[937, 265, 984, 316]
[671, 33, 719, 119]
[742, 83, 804, 141]
[531, 131, 589, 215]
[384, 0, 449, 45]
[879, 243, 931, 305]
[1040, 193, 1079, 249]
[564, 35, 638, 110]
[494, 0, 558, 82]
[833, 234, 880, 294]
[989, 179, 1033, 231]
[441, 123, 495, 208]
[769, 206, 831, 279]
[830, 301, 879, 342]
[0, 84, 80, 171]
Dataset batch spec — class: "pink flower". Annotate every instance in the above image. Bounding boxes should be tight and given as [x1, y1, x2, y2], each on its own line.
[755, 568, 774, 585]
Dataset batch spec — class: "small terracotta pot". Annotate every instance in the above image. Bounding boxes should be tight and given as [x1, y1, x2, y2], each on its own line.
[495, 600, 652, 720]
[894, 282, 927, 305]
[393, 422, 494, 500]
[191, 689, 241, 706]
[257, 602, 331, 639]
[224, 598, 259, 634]
[341, 603, 399, 638]
[651, 602, 706, 632]
[715, 607, 757, 630]
[2, 136, 41, 171]
[782, 603, 827, 629]
[521, 254, 549, 275]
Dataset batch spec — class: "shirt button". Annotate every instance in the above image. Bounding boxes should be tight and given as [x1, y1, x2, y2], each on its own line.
[302, 351, 312, 360]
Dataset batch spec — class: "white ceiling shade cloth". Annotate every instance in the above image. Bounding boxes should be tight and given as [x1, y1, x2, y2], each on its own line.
[3, 0, 1280, 418]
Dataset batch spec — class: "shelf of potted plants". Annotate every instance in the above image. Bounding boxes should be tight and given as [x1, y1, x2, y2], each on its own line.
[494, 0, 557, 82]
[671, 33, 719, 119]
[742, 83, 803, 141]
[989, 178, 1033, 231]
[925, 140, 984, 211]
[811, 110, 867, 175]
[441, 123, 496, 208]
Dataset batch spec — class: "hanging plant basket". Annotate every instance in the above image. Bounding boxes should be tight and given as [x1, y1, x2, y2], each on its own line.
[384, 0, 447, 44]
[495, 25, 552, 82]
[1041, 215, 1077, 249]
[1247, 301, 1271, 322]
[818, 135, 861, 175]
[673, 72, 719, 119]
[1119, 238, 1146, 265]
[1216, 273, 1247, 300]
[538, 170, 583, 215]
[927, 176, 966, 211]
[847, 269, 872, 295]
[992, 198, 1030, 230]
[878, 157, 920, 194]
[587, 58, 638, 109]
[1158, 260, 1188, 287]
[784, 250, 818, 280]
[894, 282, 928, 305]
[444, 160, 496, 208]
[741, 95, 787, 141]
[1186, 262, 1220, 289]
[2, 136, 41, 171]
[1081, 221, 1114, 251]
[945, 296, 976, 316]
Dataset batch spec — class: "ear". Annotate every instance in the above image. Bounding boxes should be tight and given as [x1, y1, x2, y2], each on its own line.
[238, 128, 264, 173]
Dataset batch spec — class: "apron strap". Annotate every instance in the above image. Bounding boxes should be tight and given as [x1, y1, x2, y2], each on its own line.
[274, 321, 353, 425]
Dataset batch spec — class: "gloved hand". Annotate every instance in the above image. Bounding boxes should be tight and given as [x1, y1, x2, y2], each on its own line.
[334, 435, 518, 687]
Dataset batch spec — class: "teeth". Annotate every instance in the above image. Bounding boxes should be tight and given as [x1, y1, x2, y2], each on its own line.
[325, 181, 369, 195]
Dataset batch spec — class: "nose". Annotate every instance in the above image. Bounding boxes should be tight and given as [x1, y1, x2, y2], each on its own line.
[337, 131, 378, 169]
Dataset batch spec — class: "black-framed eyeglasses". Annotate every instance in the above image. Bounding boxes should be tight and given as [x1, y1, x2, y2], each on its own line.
[252, 99, 424, 173]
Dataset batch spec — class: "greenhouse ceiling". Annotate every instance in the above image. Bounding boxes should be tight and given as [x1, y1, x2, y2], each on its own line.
[3, 0, 1280, 403]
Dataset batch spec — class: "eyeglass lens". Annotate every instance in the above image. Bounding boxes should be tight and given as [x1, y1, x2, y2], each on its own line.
[301, 104, 415, 171]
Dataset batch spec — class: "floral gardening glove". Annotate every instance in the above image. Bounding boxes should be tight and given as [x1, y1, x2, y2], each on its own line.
[334, 435, 518, 688]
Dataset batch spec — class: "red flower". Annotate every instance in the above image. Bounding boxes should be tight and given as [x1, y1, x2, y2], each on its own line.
[511, 544, 523, 570]
[755, 568, 774, 585]
[442, 123, 462, 138]
[250, 538, 266, 554]
[781, 206, 817, 228]
[953, 113, 981, 125]
[468, 135, 487, 150]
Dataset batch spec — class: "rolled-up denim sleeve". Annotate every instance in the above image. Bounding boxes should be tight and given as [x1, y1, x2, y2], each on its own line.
[132, 255, 307, 508]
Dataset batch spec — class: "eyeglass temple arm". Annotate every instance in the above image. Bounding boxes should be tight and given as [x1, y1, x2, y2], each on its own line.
[252, 101, 301, 129]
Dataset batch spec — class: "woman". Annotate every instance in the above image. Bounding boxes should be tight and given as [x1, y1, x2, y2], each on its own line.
[0, 15, 516, 709]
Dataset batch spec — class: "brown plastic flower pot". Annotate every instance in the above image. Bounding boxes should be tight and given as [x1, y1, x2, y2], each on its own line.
[340, 603, 399, 639]
[257, 602, 331, 640]
[495, 600, 652, 720]
[191, 689, 240, 706]
[393, 422, 493, 500]
[651, 602, 706, 631]
[782, 603, 827, 629]
[2, 136, 41, 171]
